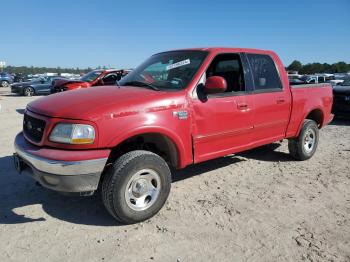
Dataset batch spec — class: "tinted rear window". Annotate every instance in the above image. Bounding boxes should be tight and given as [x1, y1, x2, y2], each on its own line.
[247, 54, 282, 90]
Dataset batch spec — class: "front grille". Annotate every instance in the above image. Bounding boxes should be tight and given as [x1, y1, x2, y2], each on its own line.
[23, 113, 46, 142]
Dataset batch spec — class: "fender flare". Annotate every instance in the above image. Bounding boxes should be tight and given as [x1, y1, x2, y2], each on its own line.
[296, 107, 324, 136]
[107, 125, 188, 168]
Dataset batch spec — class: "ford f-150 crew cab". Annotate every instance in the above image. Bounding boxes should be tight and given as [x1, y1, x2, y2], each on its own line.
[14, 48, 334, 224]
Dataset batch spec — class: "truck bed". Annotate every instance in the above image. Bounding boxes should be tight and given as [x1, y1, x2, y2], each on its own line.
[286, 83, 333, 138]
[290, 83, 332, 89]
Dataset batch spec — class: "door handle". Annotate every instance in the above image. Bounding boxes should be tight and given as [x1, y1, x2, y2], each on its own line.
[276, 98, 285, 104]
[237, 103, 248, 110]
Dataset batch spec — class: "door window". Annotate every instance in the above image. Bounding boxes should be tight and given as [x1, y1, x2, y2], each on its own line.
[206, 53, 246, 94]
[247, 54, 282, 91]
[318, 77, 325, 83]
[103, 73, 121, 84]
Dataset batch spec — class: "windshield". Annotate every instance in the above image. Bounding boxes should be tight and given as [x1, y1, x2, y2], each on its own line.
[341, 78, 350, 86]
[31, 77, 44, 83]
[119, 50, 208, 90]
[80, 70, 102, 82]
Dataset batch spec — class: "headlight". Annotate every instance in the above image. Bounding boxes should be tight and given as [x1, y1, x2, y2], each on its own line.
[49, 123, 95, 144]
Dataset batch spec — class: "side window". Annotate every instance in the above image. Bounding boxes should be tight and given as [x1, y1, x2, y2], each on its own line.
[206, 54, 245, 93]
[318, 77, 325, 83]
[103, 73, 120, 84]
[247, 54, 282, 91]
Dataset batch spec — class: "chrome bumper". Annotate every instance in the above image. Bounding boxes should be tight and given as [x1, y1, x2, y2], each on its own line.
[14, 141, 107, 176]
[13, 132, 109, 193]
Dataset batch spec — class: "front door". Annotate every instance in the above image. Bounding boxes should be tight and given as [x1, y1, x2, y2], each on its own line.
[192, 53, 253, 163]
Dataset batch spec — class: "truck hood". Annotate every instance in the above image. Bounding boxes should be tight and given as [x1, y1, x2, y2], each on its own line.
[27, 86, 165, 120]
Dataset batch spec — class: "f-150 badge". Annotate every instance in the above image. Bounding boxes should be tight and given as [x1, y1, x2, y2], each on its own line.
[173, 111, 188, 120]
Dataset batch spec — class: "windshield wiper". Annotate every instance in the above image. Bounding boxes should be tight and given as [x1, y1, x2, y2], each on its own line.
[122, 81, 160, 91]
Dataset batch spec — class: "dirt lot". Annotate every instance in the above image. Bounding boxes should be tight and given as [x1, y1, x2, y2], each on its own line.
[0, 87, 349, 262]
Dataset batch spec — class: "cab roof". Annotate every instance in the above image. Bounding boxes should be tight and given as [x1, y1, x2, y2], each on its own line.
[157, 47, 276, 55]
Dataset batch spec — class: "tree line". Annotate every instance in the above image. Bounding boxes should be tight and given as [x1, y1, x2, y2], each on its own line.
[3, 61, 350, 76]
[2, 65, 113, 75]
[287, 60, 350, 75]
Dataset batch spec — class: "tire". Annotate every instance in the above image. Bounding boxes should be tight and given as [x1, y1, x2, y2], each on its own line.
[0, 81, 9, 87]
[288, 119, 319, 160]
[23, 87, 35, 96]
[102, 150, 171, 224]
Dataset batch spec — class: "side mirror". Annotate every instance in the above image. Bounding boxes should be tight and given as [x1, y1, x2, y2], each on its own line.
[205, 76, 227, 94]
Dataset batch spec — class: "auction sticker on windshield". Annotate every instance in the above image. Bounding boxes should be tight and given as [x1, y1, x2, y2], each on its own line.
[166, 59, 190, 70]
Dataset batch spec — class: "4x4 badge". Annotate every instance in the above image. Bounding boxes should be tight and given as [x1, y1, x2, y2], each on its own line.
[173, 111, 188, 120]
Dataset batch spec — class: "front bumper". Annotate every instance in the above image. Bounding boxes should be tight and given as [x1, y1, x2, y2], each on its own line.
[11, 86, 22, 94]
[14, 132, 110, 194]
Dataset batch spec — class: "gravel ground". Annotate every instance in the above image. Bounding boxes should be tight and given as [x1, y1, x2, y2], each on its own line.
[0, 87, 349, 262]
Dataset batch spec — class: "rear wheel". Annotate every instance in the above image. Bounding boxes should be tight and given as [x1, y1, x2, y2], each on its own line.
[24, 87, 35, 96]
[102, 150, 171, 224]
[288, 119, 319, 160]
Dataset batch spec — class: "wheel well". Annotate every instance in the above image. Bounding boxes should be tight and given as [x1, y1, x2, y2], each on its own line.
[107, 133, 179, 168]
[306, 109, 324, 127]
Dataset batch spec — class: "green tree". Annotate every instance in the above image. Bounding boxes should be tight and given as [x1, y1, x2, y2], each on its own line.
[287, 60, 302, 72]
[331, 62, 348, 73]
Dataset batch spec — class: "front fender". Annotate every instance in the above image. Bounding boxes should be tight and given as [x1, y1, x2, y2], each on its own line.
[107, 125, 191, 168]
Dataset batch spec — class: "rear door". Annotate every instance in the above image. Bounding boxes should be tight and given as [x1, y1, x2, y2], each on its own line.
[246, 53, 291, 145]
[192, 53, 254, 163]
[35, 78, 52, 95]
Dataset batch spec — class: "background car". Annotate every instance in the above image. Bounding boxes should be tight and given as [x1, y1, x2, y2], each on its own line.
[51, 69, 130, 93]
[332, 77, 350, 117]
[0, 72, 14, 87]
[11, 76, 65, 96]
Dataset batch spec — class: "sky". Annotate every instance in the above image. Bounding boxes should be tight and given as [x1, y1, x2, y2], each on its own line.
[0, 0, 349, 69]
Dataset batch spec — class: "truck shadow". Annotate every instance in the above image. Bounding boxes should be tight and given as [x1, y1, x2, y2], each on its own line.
[172, 155, 245, 182]
[329, 118, 350, 126]
[236, 143, 294, 162]
[0, 155, 119, 226]
[0, 144, 292, 226]
[16, 108, 25, 115]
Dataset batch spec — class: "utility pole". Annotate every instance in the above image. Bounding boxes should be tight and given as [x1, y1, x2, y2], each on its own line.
[0, 61, 5, 72]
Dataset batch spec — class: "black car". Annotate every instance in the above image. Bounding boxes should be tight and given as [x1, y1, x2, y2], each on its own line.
[332, 77, 350, 117]
[11, 76, 65, 96]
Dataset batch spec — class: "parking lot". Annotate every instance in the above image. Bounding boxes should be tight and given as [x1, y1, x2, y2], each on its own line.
[0, 87, 349, 261]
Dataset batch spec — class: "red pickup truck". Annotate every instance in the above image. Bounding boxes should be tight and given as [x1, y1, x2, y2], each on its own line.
[51, 69, 130, 93]
[14, 48, 333, 224]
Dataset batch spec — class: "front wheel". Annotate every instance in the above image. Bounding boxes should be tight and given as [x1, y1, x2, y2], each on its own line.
[288, 119, 319, 160]
[24, 87, 35, 96]
[102, 150, 171, 224]
[0, 81, 9, 87]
